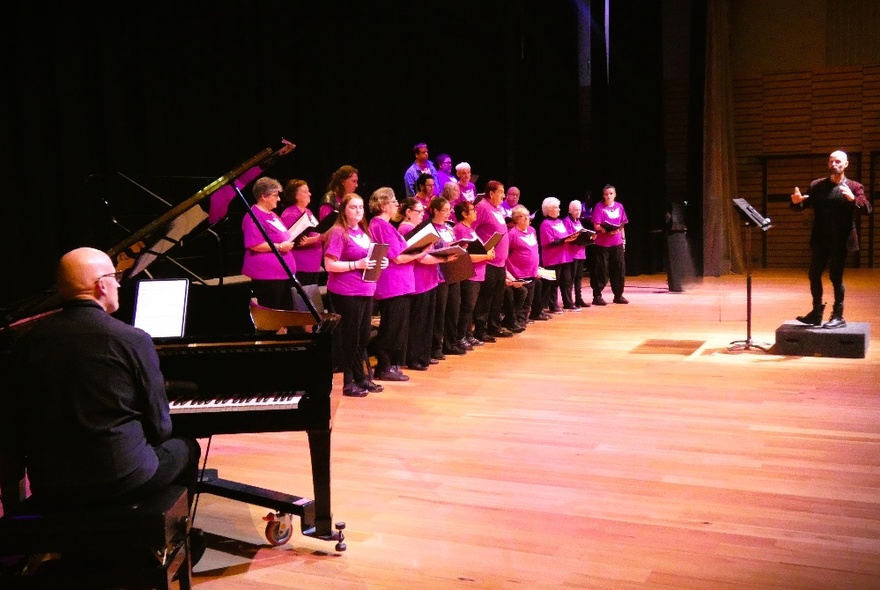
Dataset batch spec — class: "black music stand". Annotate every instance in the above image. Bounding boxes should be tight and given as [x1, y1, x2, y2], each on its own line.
[728, 198, 773, 353]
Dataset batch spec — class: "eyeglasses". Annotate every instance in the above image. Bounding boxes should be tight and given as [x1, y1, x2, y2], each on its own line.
[96, 270, 125, 284]
[412, 208, 425, 213]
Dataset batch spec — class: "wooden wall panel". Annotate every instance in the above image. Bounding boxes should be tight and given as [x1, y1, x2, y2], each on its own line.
[733, 74, 763, 154]
[810, 67, 864, 150]
[762, 72, 812, 153]
[732, 66, 880, 269]
[863, 66, 880, 148]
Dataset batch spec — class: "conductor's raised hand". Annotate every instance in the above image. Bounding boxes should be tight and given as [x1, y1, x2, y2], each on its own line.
[791, 187, 808, 204]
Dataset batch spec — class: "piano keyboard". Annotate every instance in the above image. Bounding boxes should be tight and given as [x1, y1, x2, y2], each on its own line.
[169, 391, 304, 414]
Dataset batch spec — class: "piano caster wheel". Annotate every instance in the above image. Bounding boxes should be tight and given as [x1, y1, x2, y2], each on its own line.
[334, 521, 346, 552]
[263, 512, 294, 546]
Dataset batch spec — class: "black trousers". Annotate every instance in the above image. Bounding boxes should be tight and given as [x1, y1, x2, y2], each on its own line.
[432, 282, 450, 354]
[473, 264, 506, 336]
[591, 244, 626, 298]
[39, 437, 202, 509]
[135, 438, 202, 507]
[504, 281, 534, 326]
[444, 281, 462, 347]
[530, 278, 546, 318]
[329, 293, 373, 385]
[376, 294, 411, 371]
[549, 263, 573, 308]
[250, 278, 293, 310]
[408, 288, 436, 367]
[457, 279, 481, 340]
[571, 258, 587, 304]
[808, 243, 848, 306]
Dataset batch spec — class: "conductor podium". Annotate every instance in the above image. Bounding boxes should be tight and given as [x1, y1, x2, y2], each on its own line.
[775, 321, 870, 358]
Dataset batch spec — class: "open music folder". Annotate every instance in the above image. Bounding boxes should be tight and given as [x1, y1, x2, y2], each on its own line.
[402, 221, 440, 254]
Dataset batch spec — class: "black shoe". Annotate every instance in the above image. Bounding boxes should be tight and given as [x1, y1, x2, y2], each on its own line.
[475, 333, 496, 343]
[796, 304, 825, 326]
[823, 317, 847, 329]
[575, 300, 590, 308]
[457, 338, 473, 350]
[343, 383, 369, 397]
[592, 296, 607, 306]
[612, 295, 629, 304]
[466, 336, 484, 347]
[503, 323, 525, 333]
[374, 369, 409, 381]
[488, 327, 514, 338]
[431, 351, 446, 361]
[358, 380, 384, 392]
[530, 313, 551, 321]
[443, 344, 467, 355]
[408, 362, 428, 371]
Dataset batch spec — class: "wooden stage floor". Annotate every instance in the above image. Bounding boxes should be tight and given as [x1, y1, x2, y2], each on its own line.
[191, 269, 880, 590]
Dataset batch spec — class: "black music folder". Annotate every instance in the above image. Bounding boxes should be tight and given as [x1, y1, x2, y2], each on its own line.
[315, 211, 339, 234]
[563, 228, 596, 246]
[456, 231, 503, 255]
[440, 253, 476, 284]
[430, 245, 467, 258]
[362, 243, 389, 283]
[600, 221, 624, 232]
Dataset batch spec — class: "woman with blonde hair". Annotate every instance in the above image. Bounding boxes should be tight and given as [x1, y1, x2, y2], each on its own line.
[323, 193, 387, 397]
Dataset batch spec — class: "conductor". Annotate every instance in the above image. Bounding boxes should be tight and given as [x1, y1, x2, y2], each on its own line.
[790, 150, 871, 329]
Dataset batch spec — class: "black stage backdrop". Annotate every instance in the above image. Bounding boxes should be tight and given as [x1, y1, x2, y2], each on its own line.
[2, 1, 669, 309]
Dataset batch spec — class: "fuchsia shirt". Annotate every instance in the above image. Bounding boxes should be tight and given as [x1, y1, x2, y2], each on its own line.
[324, 225, 377, 297]
[280, 205, 323, 273]
[369, 216, 415, 300]
[473, 199, 510, 267]
[507, 225, 540, 278]
[241, 206, 297, 279]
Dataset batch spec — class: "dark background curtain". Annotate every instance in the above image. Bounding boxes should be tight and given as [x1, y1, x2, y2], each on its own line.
[2, 1, 678, 308]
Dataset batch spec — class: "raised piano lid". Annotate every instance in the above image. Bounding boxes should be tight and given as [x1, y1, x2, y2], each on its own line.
[1, 140, 298, 333]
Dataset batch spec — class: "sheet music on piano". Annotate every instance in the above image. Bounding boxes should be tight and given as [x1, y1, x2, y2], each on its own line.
[133, 279, 189, 339]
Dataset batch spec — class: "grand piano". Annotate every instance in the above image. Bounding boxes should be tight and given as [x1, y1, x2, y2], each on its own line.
[0, 141, 345, 548]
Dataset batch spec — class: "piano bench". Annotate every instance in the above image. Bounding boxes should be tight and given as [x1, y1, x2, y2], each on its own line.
[0, 484, 192, 590]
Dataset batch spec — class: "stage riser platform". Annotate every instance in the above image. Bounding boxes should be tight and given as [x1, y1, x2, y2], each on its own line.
[774, 321, 870, 359]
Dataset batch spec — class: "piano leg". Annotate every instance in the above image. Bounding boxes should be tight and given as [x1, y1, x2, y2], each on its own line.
[307, 429, 334, 538]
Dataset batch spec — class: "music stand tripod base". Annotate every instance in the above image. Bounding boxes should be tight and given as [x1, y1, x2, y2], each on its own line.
[728, 338, 772, 353]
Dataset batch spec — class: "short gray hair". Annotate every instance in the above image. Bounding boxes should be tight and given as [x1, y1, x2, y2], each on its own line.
[541, 196, 561, 216]
[253, 177, 282, 199]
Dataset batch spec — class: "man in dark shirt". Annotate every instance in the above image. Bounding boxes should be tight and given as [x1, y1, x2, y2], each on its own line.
[791, 150, 872, 329]
[0, 247, 201, 513]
